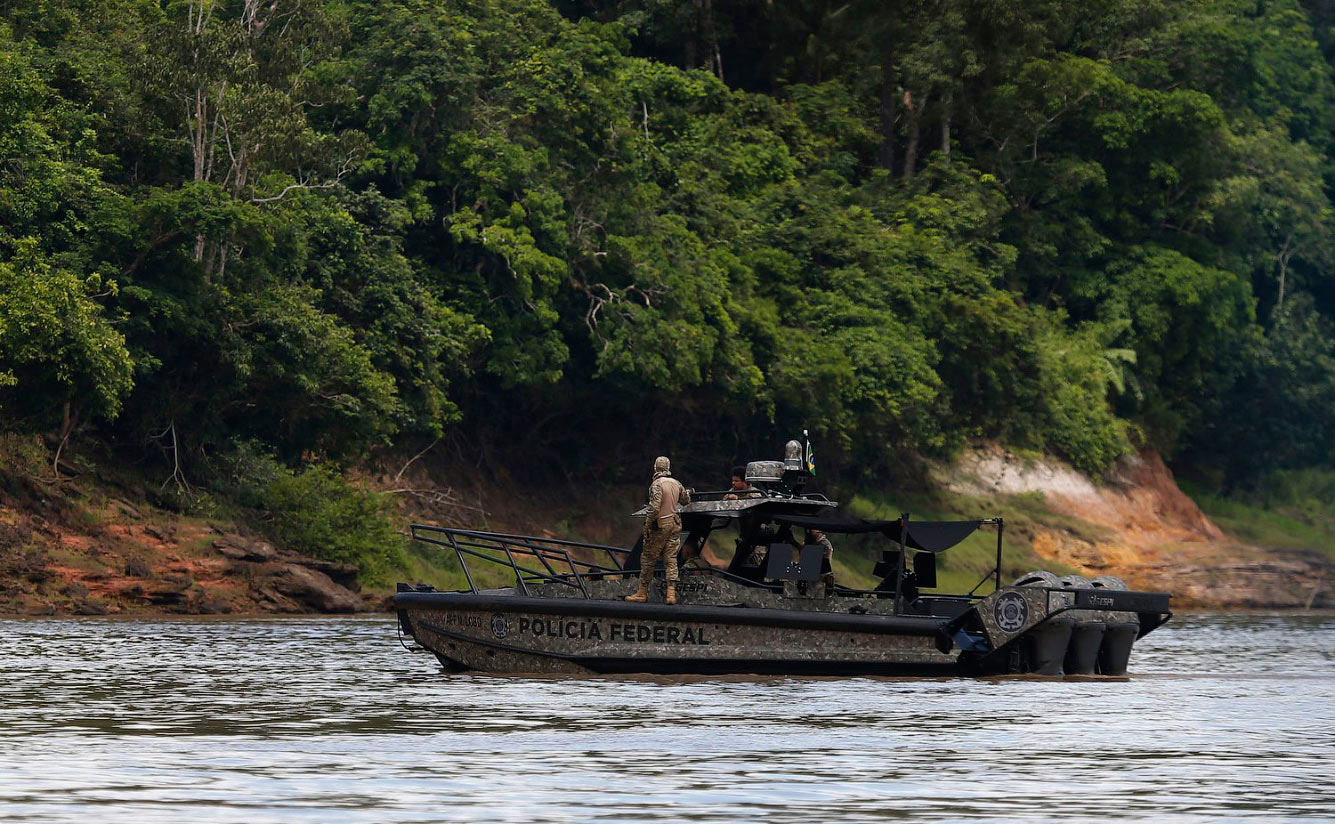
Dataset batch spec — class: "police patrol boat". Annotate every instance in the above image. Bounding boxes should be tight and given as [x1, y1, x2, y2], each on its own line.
[394, 440, 1171, 677]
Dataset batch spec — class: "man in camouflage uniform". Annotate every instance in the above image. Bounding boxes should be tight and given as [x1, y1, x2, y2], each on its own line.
[626, 456, 690, 605]
[788, 527, 836, 591]
[808, 528, 836, 590]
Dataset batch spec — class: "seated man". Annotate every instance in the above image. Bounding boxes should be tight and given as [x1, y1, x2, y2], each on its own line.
[678, 533, 713, 569]
[793, 527, 836, 589]
[723, 466, 762, 500]
[746, 542, 767, 567]
[727, 524, 776, 583]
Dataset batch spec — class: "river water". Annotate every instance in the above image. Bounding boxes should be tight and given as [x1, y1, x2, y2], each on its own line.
[0, 613, 1331, 822]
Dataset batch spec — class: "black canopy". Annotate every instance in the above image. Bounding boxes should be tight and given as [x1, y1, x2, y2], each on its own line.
[770, 513, 983, 553]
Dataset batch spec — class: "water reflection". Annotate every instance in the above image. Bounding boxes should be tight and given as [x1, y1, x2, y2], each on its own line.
[0, 614, 1331, 821]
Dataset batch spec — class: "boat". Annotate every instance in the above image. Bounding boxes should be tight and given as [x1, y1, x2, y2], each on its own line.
[394, 440, 1171, 677]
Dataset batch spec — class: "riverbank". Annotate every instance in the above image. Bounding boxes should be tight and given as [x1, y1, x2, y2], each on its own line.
[0, 450, 375, 615]
[1, 442, 1330, 615]
[941, 446, 1334, 609]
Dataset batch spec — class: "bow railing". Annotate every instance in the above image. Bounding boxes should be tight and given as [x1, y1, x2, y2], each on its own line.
[409, 525, 633, 598]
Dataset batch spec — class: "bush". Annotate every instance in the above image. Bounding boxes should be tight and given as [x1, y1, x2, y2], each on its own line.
[1250, 468, 1335, 526]
[0, 433, 48, 478]
[260, 464, 404, 579]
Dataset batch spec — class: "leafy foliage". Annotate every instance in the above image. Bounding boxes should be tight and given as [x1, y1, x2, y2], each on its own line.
[0, 246, 133, 424]
[3, 0, 1335, 530]
[262, 463, 404, 578]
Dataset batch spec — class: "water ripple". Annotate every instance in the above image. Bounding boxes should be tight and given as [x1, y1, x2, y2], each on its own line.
[0, 614, 1331, 821]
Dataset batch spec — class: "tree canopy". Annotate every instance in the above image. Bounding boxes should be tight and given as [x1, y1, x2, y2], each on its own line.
[3, 0, 1334, 489]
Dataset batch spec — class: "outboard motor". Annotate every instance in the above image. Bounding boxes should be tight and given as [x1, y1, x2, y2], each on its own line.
[1092, 576, 1140, 675]
[1059, 574, 1106, 675]
[1013, 571, 1073, 676]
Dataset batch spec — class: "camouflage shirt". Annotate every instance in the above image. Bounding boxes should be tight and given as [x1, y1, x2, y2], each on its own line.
[647, 471, 690, 527]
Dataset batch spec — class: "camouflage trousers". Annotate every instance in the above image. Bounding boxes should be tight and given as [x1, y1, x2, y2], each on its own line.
[639, 514, 682, 591]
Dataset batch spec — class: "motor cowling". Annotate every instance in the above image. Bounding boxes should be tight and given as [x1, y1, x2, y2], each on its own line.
[1013, 570, 1073, 675]
[1091, 576, 1140, 676]
[1059, 574, 1106, 675]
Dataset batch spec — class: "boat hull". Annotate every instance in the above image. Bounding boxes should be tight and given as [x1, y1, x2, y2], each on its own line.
[396, 592, 958, 676]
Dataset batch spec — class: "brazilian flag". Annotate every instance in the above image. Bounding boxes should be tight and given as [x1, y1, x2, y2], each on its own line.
[805, 442, 816, 475]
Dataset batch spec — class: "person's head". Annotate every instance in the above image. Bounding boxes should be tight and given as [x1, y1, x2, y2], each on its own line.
[807, 528, 824, 542]
[653, 456, 671, 475]
[730, 465, 747, 489]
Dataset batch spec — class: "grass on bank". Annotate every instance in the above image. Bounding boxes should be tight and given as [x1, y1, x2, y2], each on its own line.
[397, 540, 473, 591]
[1181, 473, 1335, 560]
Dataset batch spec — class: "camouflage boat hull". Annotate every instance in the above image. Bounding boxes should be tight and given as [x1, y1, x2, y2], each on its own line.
[394, 576, 1171, 677]
[396, 591, 957, 676]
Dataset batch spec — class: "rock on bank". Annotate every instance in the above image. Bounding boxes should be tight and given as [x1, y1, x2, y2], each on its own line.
[0, 486, 370, 616]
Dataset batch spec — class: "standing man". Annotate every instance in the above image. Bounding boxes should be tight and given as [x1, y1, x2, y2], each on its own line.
[627, 456, 690, 605]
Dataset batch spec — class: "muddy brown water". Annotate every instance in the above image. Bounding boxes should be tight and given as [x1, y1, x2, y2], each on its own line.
[0, 613, 1331, 822]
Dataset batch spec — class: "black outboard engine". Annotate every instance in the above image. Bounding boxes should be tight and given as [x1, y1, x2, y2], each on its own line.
[1060, 574, 1106, 675]
[1092, 576, 1140, 675]
[1013, 570, 1073, 675]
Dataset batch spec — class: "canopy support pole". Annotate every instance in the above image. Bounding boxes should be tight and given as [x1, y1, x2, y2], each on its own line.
[894, 512, 909, 615]
[994, 518, 1004, 592]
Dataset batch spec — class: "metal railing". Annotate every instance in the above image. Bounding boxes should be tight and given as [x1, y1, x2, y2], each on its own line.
[410, 525, 635, 598]
[684, 488, 835, 502]
[410, 524, 786, 599]
[410, 520, 1006, 608]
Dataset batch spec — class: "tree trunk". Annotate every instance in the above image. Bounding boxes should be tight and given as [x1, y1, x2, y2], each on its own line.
[903, 90, 929, 181]
[941, 92, 952, 159]
[217, 238, 230, 281]
[878, 54, 896, 175]
[762, 1, 779, 93]
[699, 0, 722, 80]
[53, 400, 74, 479]
[192, 87, 206, 181]
[1277, 240, 1293, 313]
[684, 21, 697, 69]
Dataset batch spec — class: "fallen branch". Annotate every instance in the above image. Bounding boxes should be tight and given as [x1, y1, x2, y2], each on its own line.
[394, 438, 439, 483]
[381, 486, 489, 515]
[149, 420, 190, 492]
[52, 401, 74, 482]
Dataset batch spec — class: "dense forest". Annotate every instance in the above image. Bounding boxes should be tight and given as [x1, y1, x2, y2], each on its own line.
[4, 0, 1335, 511]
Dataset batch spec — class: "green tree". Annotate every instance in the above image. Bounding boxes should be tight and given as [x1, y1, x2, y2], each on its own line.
[0, 245, 133, 428]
